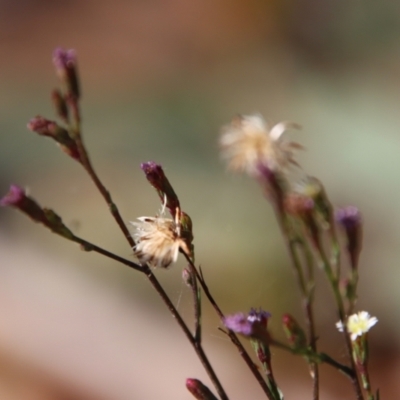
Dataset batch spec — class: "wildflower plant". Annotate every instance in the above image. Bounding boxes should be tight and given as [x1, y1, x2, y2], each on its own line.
[1, 48, 380, 400]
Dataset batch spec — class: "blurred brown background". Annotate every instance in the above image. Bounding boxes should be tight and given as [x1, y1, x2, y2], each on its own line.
[1, 0, 400, 399]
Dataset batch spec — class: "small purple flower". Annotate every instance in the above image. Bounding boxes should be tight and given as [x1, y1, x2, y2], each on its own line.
[52, 47, 80, 99]
[223, 308, 271, 338]
[141, 161, 164, 185]
[248, 308, 271, 327]
[335, 206, 361, 230]
[52, 47, 77, 71]
[223, 312, 253, 336]
[0, 185, 25, 207]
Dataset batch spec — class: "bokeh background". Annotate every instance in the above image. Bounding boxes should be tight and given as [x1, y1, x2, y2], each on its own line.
[1, 1, 400, 399]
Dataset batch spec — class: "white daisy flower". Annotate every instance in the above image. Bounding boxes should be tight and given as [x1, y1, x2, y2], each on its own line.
[336, 311, 378, 341]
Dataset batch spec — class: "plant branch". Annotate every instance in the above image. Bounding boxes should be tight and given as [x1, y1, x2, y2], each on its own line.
[184, 255, 275, 400]
[276, 213, 320, 400]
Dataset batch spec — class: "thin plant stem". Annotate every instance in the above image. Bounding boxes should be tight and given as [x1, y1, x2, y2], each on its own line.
[187, 262, 202, 343]
[317, 244, 364, 400]
[270, 339, 355, 379]
[142, 264, 229, 400]
[60, 232, 228, 398]
[184, 256, 275, 400]
[70, 102, 136, 250]
[276, 213, 319, 400]
[72, 235, 143, 272]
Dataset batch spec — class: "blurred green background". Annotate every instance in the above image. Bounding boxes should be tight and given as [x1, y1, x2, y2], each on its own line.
[1, 1, 400, 399]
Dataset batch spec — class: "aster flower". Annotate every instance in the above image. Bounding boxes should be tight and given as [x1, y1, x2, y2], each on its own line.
[130, 212, 190, 268]
[219, 114, 302, 176]
[336, 311, 378, 341]
[223, 308, 271, 339]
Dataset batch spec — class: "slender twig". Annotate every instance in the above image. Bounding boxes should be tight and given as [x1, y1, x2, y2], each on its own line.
[143, 265, 228, 400]
[270, 339, 355, 379]
[276, 213, 320, 400]
[184, 255, 275, 400]
[72, 235, 143, 272]
[187, 263, 202, 343]
[317, 245, 364, 400]
[70, 102, 136, 250]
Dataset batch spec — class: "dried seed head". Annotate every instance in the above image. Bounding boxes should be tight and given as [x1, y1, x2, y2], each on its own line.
[130, 214, 189, 268]
[220, 114, 302, 177]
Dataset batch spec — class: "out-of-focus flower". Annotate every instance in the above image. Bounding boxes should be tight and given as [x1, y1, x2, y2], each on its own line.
[130, 213, 190, 268]
[0, 184, 26, 207]
[284, 192, 314, 216]
[295, 176, 333, 228]
[52, 47, 80, 99]
[336, 206, 363, 269]
[223, 308, 271, 339]
[219, 114, 302, 176]
[336, 311, 378, 341]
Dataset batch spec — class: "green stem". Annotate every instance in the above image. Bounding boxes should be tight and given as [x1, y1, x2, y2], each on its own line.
[271, 339, 355, 379]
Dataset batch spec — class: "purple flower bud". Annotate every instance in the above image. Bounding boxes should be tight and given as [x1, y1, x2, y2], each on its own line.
[1, 185, 74, 240]
[335, 206, 361, 230]
[248, 308, 272, 328]
[0, 185, 25, 207]
[27, 116, 58, 137]
[140, 161, 180, 216]
[1, 185, 47, 223]
[53, 47, 77, 71]
[52, 47, 80, 99]
[186, 378, 218, 400]
[27, 116, 81, 162]
[336, 206, 362, 269]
